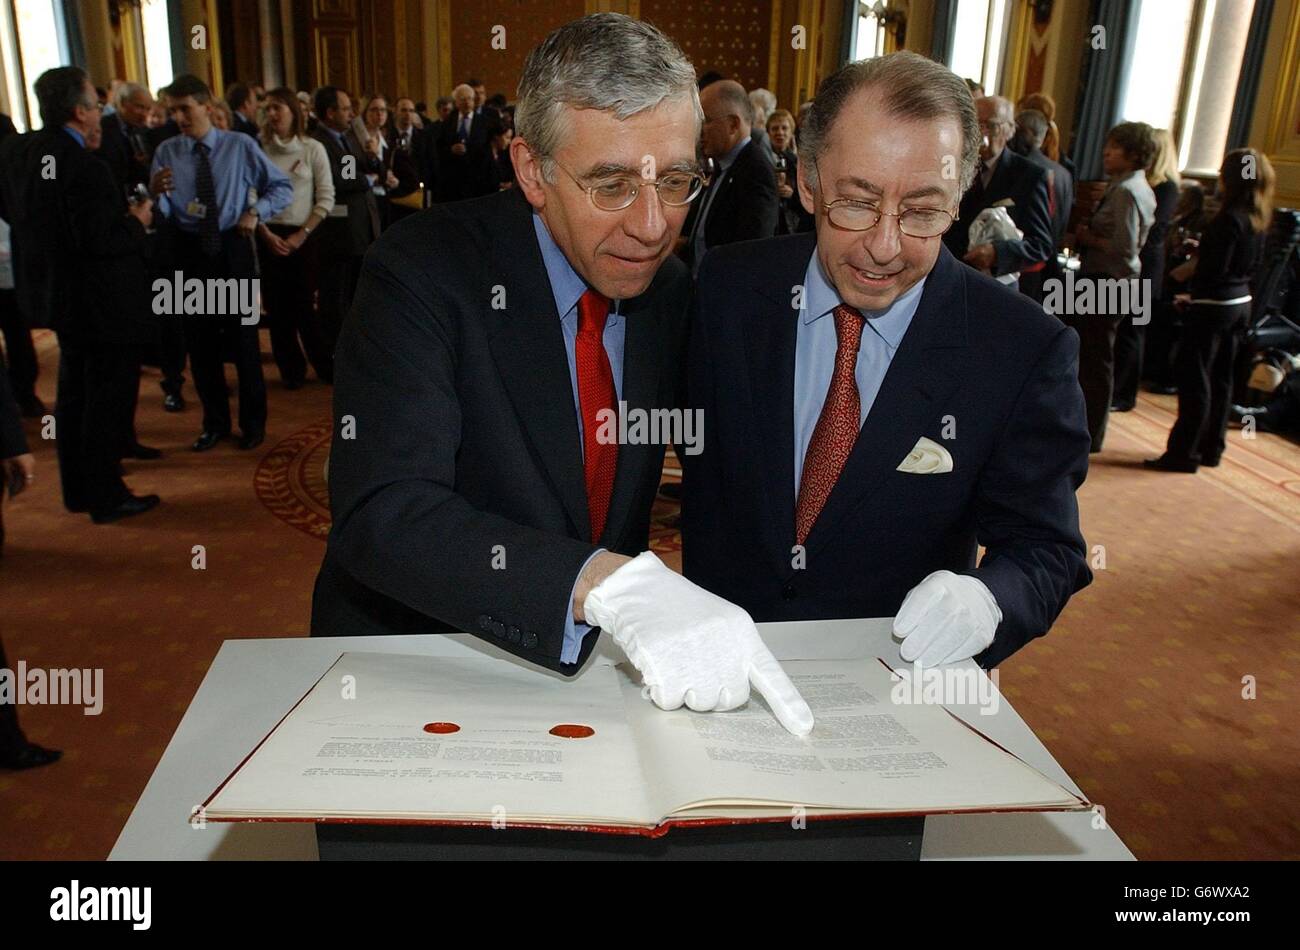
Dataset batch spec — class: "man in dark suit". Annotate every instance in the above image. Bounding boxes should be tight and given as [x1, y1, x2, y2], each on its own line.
[682, 79, 778, 275]
[435, 84, 496, 202]
[1011, 108, 1073, 302]
[95, 81, 163, 460]
[683, 52, 1092, 670]
[943, 95, 1054, 296]
[225, 83, 260, 139]
[0, 112, 43, 418]
[95, 82, 153, 192]
[311, 86, 381, 350]
[313, 14, 811, 734]
[0, 67, 159, 523]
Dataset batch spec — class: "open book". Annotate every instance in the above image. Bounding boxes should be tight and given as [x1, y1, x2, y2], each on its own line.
[203, 652, 1088, 835]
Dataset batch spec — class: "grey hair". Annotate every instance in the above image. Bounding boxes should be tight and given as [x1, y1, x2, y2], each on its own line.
[514, 13, 701, 181]
[1015, 109, 1048, 148]
[798, 51, 980, 195]
[115, 81, 150, 108]
[748, 87, 776, 124]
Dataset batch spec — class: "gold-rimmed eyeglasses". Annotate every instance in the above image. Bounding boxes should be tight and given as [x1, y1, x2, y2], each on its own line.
[547, 154, 709, 211]
[821, 198, 957, 238]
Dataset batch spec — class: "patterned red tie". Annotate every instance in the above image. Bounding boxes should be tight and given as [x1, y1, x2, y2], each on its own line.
[795, 304, 866, 545]
[576, 289, 617, 542]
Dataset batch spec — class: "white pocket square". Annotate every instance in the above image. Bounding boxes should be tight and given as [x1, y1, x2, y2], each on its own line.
[896, 436, 953, 474]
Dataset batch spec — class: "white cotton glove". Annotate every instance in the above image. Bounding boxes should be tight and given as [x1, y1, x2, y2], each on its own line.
[894, 570, 1002, 667]
[583, 552, 814, 736]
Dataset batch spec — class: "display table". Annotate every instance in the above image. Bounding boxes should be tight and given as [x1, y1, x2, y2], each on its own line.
[110, 619, 1133, 861]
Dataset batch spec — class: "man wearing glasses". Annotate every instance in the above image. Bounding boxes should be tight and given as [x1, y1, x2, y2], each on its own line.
[682, 52, 1092, 670]
[313, 14, 814, 736]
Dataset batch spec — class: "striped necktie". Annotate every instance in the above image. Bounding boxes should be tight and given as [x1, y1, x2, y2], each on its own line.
[193, 140, 221, 257]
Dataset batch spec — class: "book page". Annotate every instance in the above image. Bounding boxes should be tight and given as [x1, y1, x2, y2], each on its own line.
[620, 659, 1083, 819]
[205, 652, 660, 827]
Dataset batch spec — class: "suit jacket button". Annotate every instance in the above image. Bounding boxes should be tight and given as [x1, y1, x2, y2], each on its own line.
[782, 581, 797, 600]
[507, 624, 522, 644]
[476, 614, 491, 632]
[522, 631, 538, 649]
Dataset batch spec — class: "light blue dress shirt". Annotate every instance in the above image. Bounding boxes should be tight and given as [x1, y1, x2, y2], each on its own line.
[793, 249, 926, 496]
[61, 125, 85, 148]
[530, 213, 626, 664]
[151, 127, 293, 233]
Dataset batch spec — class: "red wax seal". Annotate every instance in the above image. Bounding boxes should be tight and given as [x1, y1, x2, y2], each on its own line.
[549, 724, 595, 739]
[423, 722, 460, 734]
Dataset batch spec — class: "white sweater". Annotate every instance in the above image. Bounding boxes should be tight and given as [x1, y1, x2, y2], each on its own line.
[261, 134, 335, 227]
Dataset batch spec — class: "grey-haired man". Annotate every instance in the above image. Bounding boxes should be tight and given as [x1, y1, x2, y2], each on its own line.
[312, 14, 813, 735]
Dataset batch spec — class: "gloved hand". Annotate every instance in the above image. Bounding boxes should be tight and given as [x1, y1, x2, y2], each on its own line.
[894, 570, 1002, 667]
[583, 552, 814, 736]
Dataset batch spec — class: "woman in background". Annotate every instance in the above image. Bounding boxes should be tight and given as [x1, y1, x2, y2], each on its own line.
[767, 108, 812, 234]
[1070, 121, 1157, 452]
[1147, 148, 1274, 472]
[257, 87, 335, 388]
[1113, 128, 1180, 411]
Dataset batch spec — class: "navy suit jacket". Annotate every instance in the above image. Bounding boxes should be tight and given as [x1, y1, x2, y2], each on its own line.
[311, 188, 690, 673]
[682, 234, 1092, 668]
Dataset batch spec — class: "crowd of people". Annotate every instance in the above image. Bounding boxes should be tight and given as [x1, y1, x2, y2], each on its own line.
[0, 10, 1286, 760]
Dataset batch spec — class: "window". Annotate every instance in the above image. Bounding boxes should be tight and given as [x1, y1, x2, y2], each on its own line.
[1118, 0, 1258, 176]
[11, 0, 71, 129]
[948, 0, 1013, 94]
[852, 2, 886, 60]
[140, 0, 174, 93]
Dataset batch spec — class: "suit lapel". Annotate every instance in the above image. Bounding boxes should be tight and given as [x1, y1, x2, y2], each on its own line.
[600, 290, 665, 548]
[484, 193, 591, 540]
[802, 246, 971, 560]
[746, 233, 814, 568]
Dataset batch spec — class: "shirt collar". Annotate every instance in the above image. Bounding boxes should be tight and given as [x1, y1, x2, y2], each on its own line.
[61, 125, 85, 148]
[800, 245, 926, 350]
[719, 135, 751, 172]
[532, 211, 604, 321]
[190, 127, 220, 151]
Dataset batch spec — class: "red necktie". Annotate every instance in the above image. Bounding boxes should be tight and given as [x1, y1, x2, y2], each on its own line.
[795, 304, 865, 545]
[576, 290, 617, 542]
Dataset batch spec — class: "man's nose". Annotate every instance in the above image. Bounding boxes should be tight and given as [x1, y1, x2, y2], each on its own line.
[863, 211, 902, 262]
[622, 184, 666, 243]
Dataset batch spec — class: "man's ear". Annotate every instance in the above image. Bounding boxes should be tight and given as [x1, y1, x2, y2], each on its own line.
[511, 137, 546, 211]
[796, 158, 817, 216]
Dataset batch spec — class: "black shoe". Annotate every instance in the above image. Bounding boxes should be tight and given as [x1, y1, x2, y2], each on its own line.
[1110, 402, 1135, 412]
[125, 442, 162, 460]
[0, 742, 62, 770]
[659, 481, 681, 499]
[1200, 456, 1221, 468]
[91, 493, 160, 524]
[163, 393, 185, 412]
[1231, 405, 1278, 431]
[192, 430, 228, 452]
[18, 395, 46, 418]
[283, 377, 304, 391]
[1147, 384, 1178, 395]
[237, 431, 265, 451]
[1144, 455, 1198, 473]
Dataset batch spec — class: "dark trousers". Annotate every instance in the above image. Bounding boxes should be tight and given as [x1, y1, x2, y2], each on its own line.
[262, 224, 331, 384]
[316, 218, 363, 353]
[1164, 303, 1248, 465]
[0, 288, 39, 407]
[1144, 299, 1180, 388]
[0, 636, 27, 758]
[1112, 315, 1145, 408]
[172, 229, 266, 436]
[1062, 307, 1124, 452]
[55, 341, 132, 514]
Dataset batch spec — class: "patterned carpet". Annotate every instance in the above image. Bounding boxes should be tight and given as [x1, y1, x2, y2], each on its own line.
[0, 331, 1297, 859]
